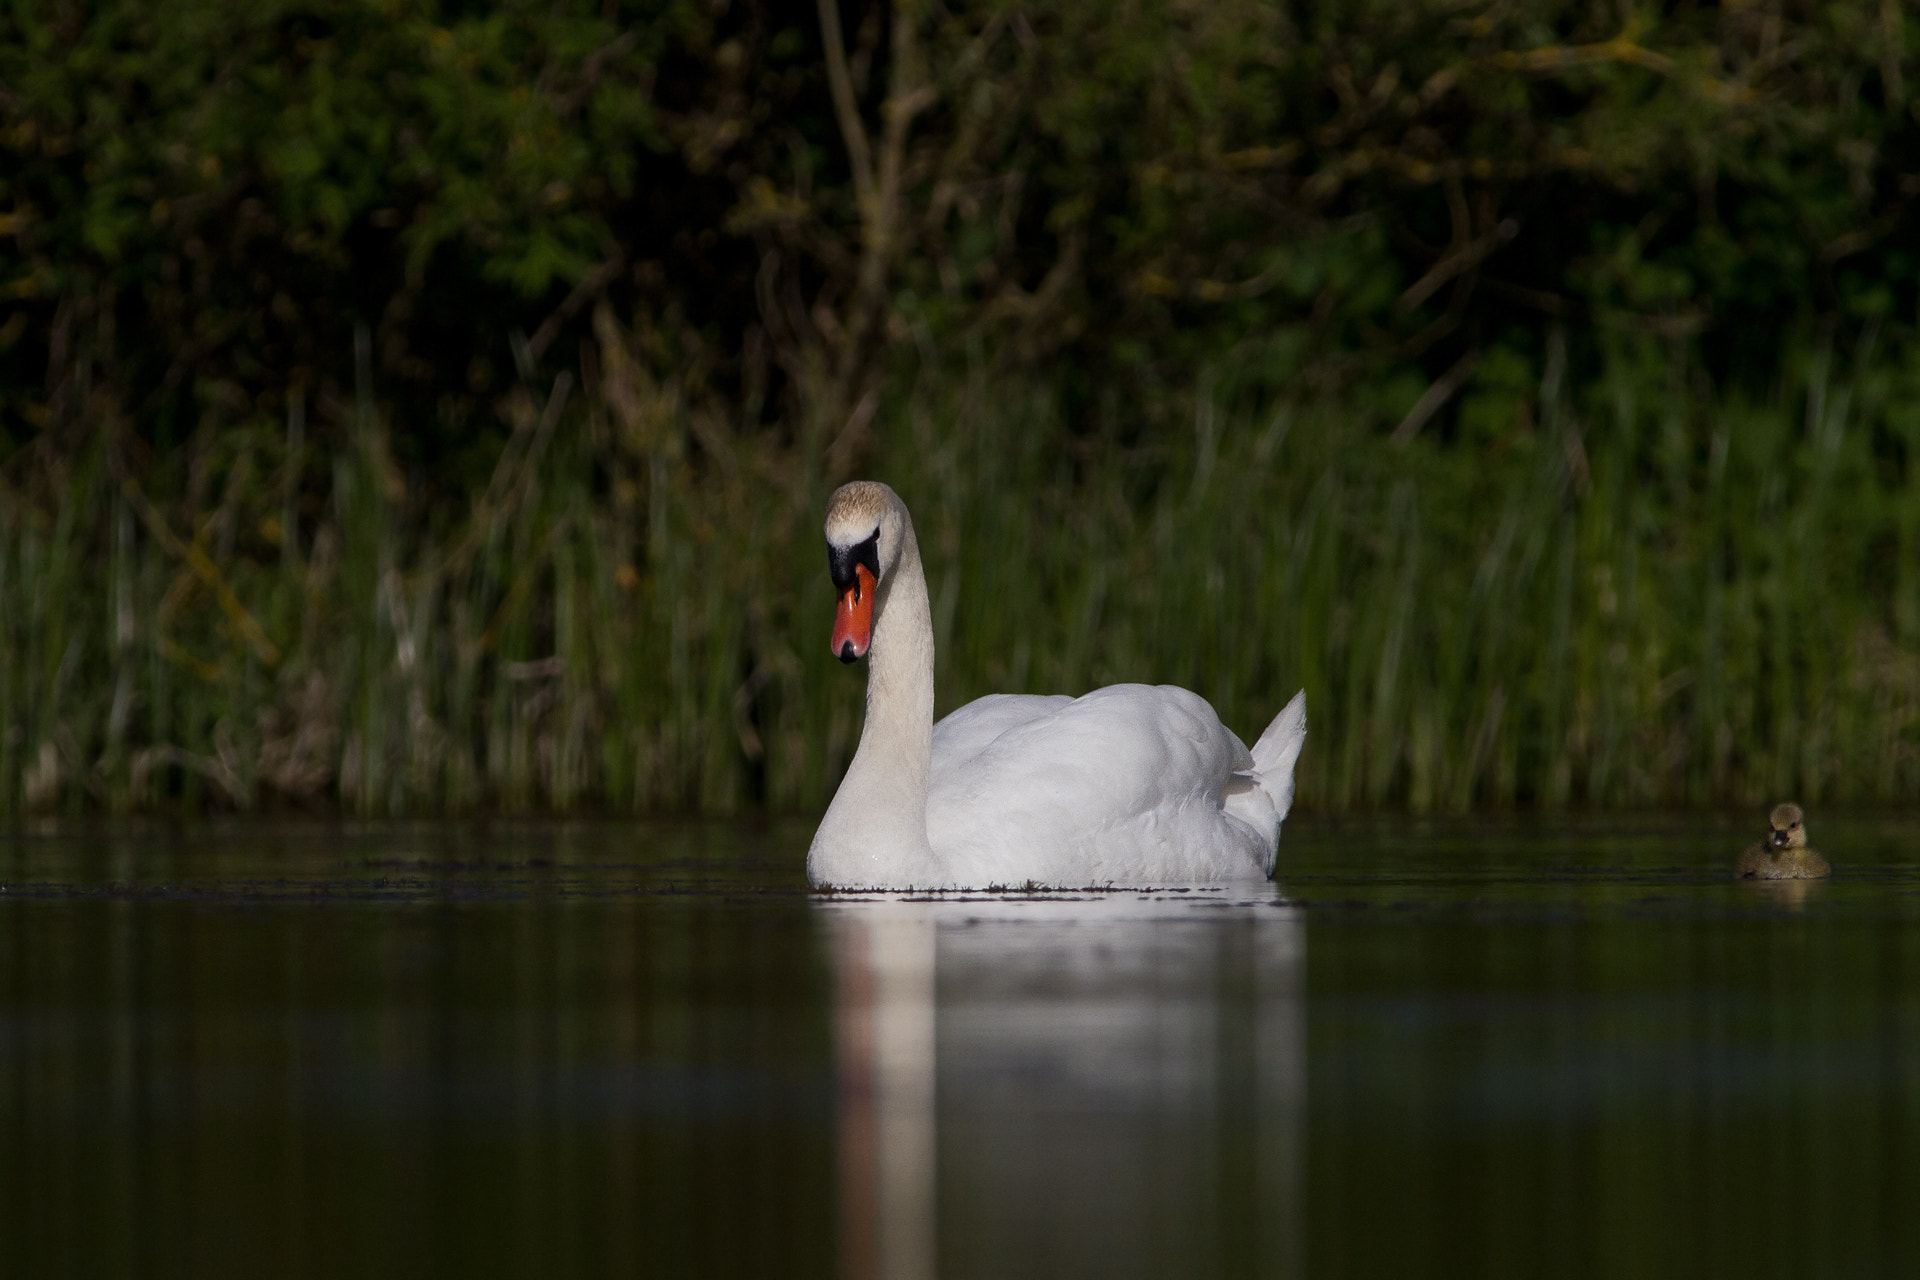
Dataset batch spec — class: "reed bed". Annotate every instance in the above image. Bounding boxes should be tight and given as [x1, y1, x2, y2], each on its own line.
[4, 320, 1919, 816]
[909, 328, 1920, 813]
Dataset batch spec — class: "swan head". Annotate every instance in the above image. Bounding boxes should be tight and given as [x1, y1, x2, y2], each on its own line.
[823, 481, 905, 663]
[1766, 802, 1806, 851]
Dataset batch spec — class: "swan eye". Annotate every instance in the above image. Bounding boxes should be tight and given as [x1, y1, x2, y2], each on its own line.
[828, 527, 882, 593]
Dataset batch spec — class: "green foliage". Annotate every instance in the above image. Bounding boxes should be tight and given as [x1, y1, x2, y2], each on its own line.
[895, 329, 1920, 811]
[4, 322, 1920, 815]
[1, 0, 693, 471]
[1, 0, 1918, 814]
[3, 0, 685, 288]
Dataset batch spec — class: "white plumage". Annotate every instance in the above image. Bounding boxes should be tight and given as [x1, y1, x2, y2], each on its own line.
[808, 482, 1306, 891]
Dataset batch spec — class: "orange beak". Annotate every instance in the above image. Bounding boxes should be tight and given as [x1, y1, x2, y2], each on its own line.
[831, 564, 876, 662]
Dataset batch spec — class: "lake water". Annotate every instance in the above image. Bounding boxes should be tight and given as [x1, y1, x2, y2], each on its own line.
[3, 814, 1918, 1278]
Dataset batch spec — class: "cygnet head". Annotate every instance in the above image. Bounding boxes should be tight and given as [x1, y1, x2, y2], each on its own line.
[823, 481, 907, 663]
[1767, 802, 1807, 851]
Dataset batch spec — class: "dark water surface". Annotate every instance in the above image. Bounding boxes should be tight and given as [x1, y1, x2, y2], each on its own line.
[3, 815, 1919, 1278]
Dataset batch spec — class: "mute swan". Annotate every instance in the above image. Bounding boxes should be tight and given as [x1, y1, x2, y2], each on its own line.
[1736, 803, 1831, 880]
[808, 481, 1307, 891]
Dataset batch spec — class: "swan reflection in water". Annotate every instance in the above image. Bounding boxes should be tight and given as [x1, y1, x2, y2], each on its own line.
[823, 888, 1305, 1280]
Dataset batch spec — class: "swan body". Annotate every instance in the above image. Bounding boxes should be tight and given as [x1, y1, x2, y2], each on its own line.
[808, 481, 1306, 891]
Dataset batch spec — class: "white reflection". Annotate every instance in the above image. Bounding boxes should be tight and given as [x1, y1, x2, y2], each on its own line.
[829, 901, 938, 1280]
[824, 888, 1305, 1280]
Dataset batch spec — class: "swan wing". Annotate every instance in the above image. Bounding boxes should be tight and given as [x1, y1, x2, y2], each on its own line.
[931, 693, 1074, 771]
[925, 684, 1268, 887]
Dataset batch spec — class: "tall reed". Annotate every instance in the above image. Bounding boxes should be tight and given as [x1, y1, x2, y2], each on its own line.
[4, 317, 1918, 816]
[895, 325, 1920, 811]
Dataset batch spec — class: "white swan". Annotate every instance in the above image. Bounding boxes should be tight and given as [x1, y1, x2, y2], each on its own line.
[808, 481, 1307, 891]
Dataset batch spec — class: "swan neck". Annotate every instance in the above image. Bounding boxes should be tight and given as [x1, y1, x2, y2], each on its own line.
[810, 511, 939, 887]
[865, 527, 935, 761]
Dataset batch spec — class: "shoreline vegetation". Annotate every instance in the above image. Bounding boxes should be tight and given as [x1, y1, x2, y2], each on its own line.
[3, 1, 1918, 815]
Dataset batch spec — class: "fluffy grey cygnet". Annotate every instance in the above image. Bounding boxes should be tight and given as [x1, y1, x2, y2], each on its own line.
[1736, 803, 1830, 880]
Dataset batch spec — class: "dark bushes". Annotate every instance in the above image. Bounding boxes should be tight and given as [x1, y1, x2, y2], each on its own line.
[1, 1, 1916, 812]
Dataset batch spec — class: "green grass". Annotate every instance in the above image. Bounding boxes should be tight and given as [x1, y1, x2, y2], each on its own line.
[905, 327, 1920, 811]
[5, 322, 1920, 816]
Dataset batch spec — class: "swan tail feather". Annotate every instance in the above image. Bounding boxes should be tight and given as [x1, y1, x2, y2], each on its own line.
[1248, 689, 1307, 824]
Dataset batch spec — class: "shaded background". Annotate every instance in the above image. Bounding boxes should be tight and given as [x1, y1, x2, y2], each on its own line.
[3, 0, 1918, 816]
